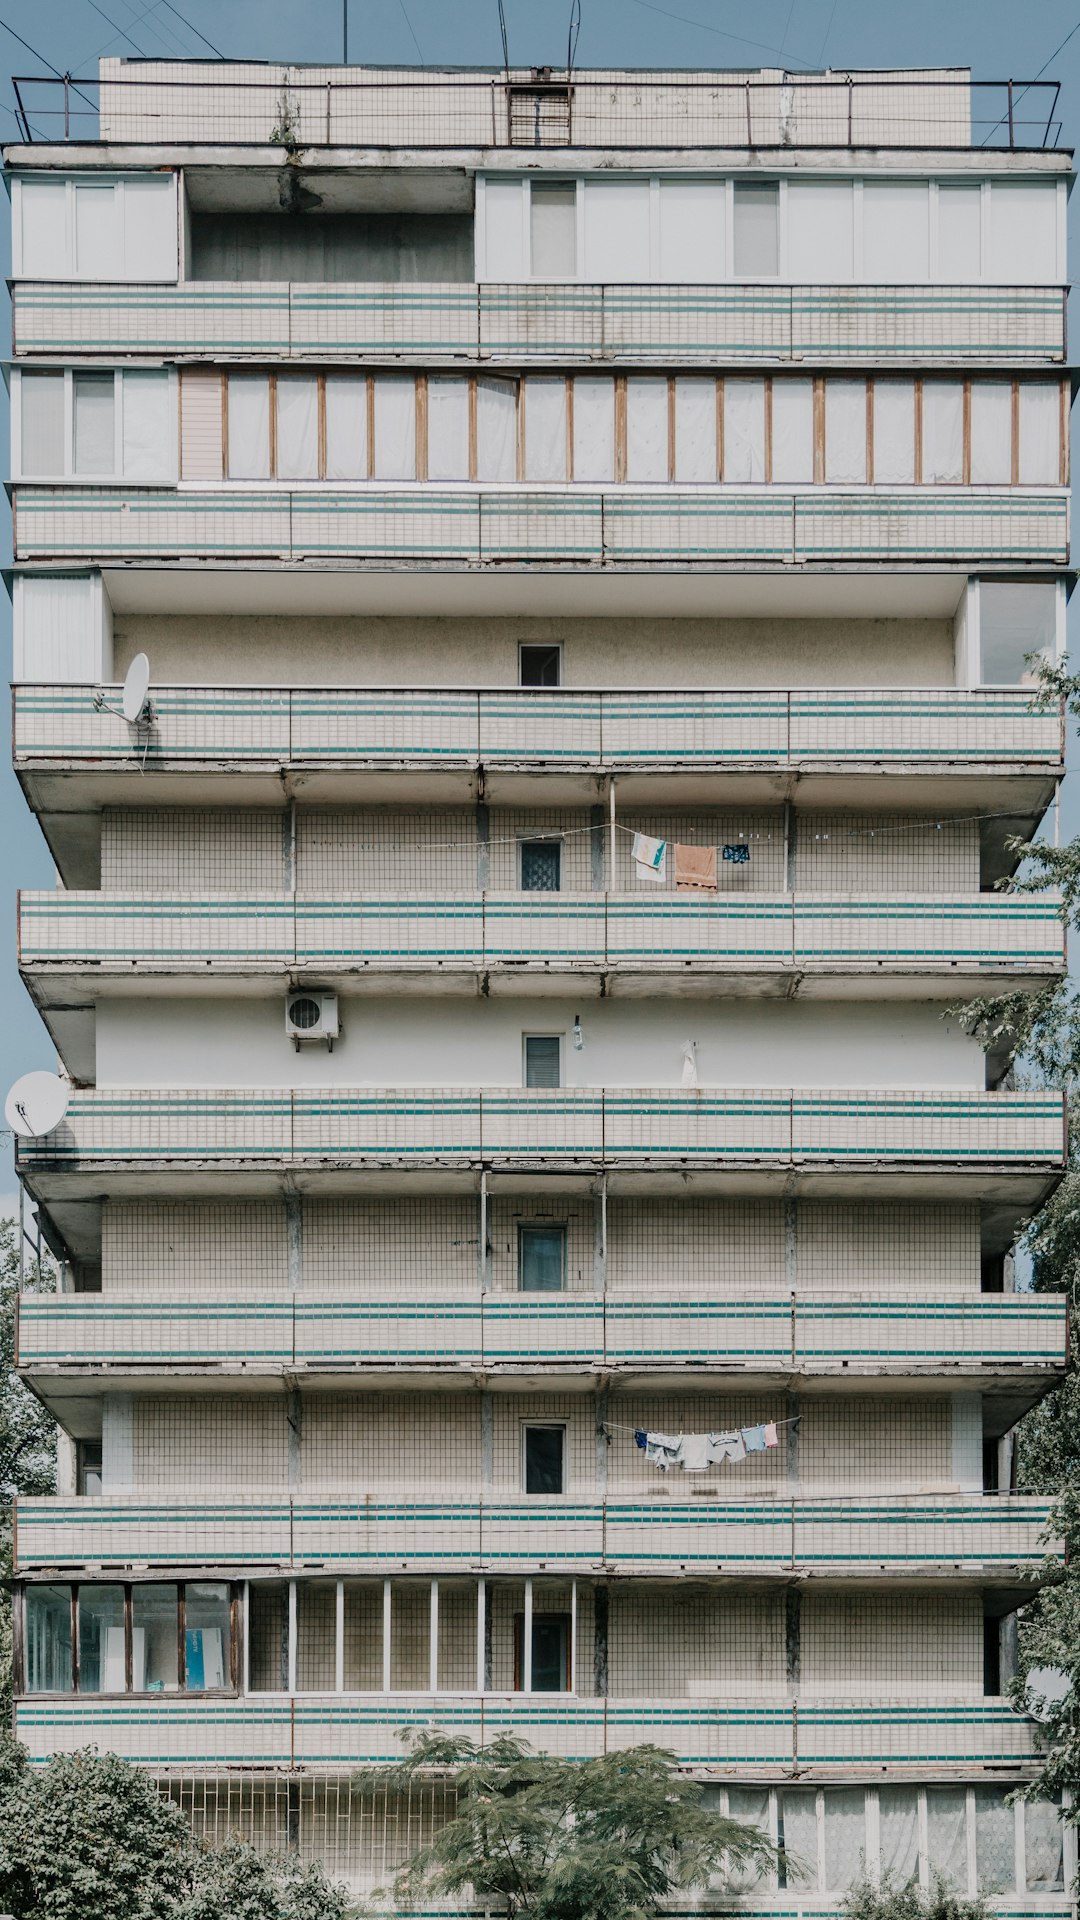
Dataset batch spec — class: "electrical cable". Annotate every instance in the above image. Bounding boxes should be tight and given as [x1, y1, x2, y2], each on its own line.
[396, 0, 425, 65]
[622, 0, 815, 69]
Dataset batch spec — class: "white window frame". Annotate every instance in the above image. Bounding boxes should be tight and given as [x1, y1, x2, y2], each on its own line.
[957, 575, 1066, 688]
[12, 366, 178, 485]
[523, 1031, 564, 1088]
[11, 172, 180, 283]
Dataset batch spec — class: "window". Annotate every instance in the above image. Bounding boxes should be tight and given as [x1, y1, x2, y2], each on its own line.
[15, 173, 178, 282]
[524, 1034, 562, 1087]
[872, 380, 916, 484]
[523, 377, 568, 481]
[17, 368, 174, 482]
[978, 581, 1057, 684]
[514, 1613, 571, 1690]
[73, 372, 115, 475]
[76, 1438, 102, 1497]
[519, 1223, 566, 1292]
[20, 1582, 234, 1694]
[733, 182, 778, 277]
[530, 182, 577, 276]
[922, 381, 964, 483]
[519, 644, 561, 687]
[938, 185, 982, 280]
[778, 1788, 818, 1888]
[21, 373, 65, 477]
[862, 181, 929, 281]
[974, 1789, 1015, 1893]
[523, 1424, 565, 1493]
[25, 1586, 74, 1693]
[520, 840, 561, 891]
[78, 1584, 125, 1691]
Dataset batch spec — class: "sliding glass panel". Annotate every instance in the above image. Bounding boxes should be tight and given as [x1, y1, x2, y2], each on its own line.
[248, 1580, 288, 1692]
[531, 183, 576, 277]
[938, 186, 981, 280]
[25, 1585, 73, 1693]
[988, 183, 1058, 283]
[276, 375, 319, 480]
[979, 581, 1056, 684]
[787, 182, 853, 282]
[427, 378, 470, 481]
[78, 1584, 126, 1692]
[970, 382, 1012, 484]
[974, 1788, 1015, 1893]
[863, 182, 929, 281]
[296, 1580, 336, 1692]
[73, 372, 115, 475]
[123, 370, 172, 483]
[324, 375, 367, 480]
[772, 379, 813, 483]
[626, 377, 668, 482]
[723, 379, 766, 482]
[372, 377, 417, 480]
[582, 180, 650, 282]
[74, 183, 122, 279]
[21, 373, 66, 477]
[778, 1788, 818, 1889]
[476, 377, 518, 482]
[132, 1583, 179, 1693]
[227, 374, 271, 479]
[572, 377, 615, 483]
[922, 382, 964, 483]
[185, 1582, 231, 1691]
[523, 378, 567, 482]
[825, 380, 867, 483]
[733, 183, 778, 277]
[1018, 384, 1060, 484]
[19, 180, 68, 278]
[674, 379, 717, 481]
[658, 180, 724, 282]
[725, 1788, 772, 1891]
[873, 380, 916, 484]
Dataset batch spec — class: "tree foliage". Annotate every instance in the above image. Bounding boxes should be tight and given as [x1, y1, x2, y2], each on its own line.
[355, 1729, 775, 1920]
[842, 1876, 991, 1920]
[0, 1217, 57, 1720]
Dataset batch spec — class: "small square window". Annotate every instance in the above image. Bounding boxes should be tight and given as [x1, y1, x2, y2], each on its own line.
[520, 644, 561, 687]
[524, 1034, 561, 1087]
[520, 840, 561, 891]
[523, 1424, 565, 1494]
[519, 1223, 566, 1292]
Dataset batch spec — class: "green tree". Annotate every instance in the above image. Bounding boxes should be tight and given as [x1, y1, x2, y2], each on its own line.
[842, 1876, 991, 1920]
[356, 1729, 775, 1920]
[180, 1835, 352, 1920]
[0, 1743, 191, 1920]
[0, 1217, 57, 1717]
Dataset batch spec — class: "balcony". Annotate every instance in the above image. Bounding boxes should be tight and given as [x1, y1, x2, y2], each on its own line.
[17, 1291, 1066, 1393]
[10, 281, 1067, 366]
[13, 685, 1064, 825]
[12, 485, 1068, 569]
[13, 1492, 1055, 1580]
[18, 890, 1066, 1007]
[11, 1690, 1043, 1774]
[15, 1088, 1065, 1209]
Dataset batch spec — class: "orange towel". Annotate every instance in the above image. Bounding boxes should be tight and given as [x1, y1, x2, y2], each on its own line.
[674, 843, 717, 891]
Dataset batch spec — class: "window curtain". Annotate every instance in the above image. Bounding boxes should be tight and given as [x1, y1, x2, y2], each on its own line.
[122, 371, 173, 483]
[372, 376, 417, 480]
[723, 379, 766, 482]
[988, 183, 1058, 283]
[1019, 384, 1059, 483]
[427, 377, 470, 480]
[772, 379, 814, 483]
[873, 380, 916, 483]
[21, 372, 66, 476]
[572, 377, 615, 482]
[879, 1788, 921, 1884]
[324, 376, 367, 480]
[926, 1788, 968, 1890]
[922, 382, 964, 482]
[523, 378, 567, 481]
[674, 379, 717, 481]
[823, 1789, 867, 1891]
[970, 382, 1012, 483]
[973, 1790, 1015, 1894]
[476, 377, 518, 481]
[724, 1790, 771, 1891]
[1024, 1800, 1064, 1890]
[227, 374, 271, 479]
[530, 184, 576, 277]
[276, 375, 319, 480]
[825, 380, 867, 482]
[779, 1789, 819, 1890]
[626, 377, 669, 481]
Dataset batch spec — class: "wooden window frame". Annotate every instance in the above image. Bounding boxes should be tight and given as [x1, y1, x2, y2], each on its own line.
[25, 1580, 240, 1697]
[812, 376, 826, 484]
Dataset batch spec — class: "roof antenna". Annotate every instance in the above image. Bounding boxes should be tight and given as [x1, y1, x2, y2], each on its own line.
[497, 0, 510, 76]
[567, 0, 581, 75]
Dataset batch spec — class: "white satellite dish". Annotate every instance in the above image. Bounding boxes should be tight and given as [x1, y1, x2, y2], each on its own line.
[4, 1071, 70, 1139]
[121, 653, 152, 725]
[1026, 1666, 1070, 1721]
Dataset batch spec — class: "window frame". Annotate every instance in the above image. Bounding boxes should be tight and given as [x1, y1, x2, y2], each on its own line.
[13, 366, 178, 484]
[19, 1579, 239, 1696]
[512, 1610, 573, 1691]
[518, 1220, 568, 1293]
[523, 1031, 563, 1088]
[519, 642, 562, 687]
[519, 837, 563, 892]
[12, 172, 180, 284]
[520, 1422, 567, 1496]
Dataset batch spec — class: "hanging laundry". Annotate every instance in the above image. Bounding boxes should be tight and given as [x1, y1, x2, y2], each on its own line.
[642, 1430, 682, 1472]
[708, 1430, 747, 1464]
[634, 1429, 648, 1450]
[763, 1422, 779, 1448]
[742, 1425, 767, 1453]
[723, 843, 751, 865]
[632, 832, 668, 883]
[674, 843, 718, 891]
[681, 1039, 698, 1088]
[678, 1433, 712, 1474]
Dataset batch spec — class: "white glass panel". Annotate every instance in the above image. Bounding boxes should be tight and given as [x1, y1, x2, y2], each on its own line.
[970, 382, 1012, 484]
[122, 371, 173, 482]
[523, 377, 567, 481]
[21, 372, 66, 476]
[626, 377, 668, 481]
[372, 376, 417, 480]
[825, 380, 866, 482]
[427, 377, 470, 480]
[572, 377, 615, 483]
[1018, 384, 1059, 484]
[974, 1789, 1015, 1893]
[733, 183, 778, 276]
[988, 184, 1058, 284]
[927, 1788, 968, 1890]
[862, 182, 930, 282]
[324, 376, 367, 480]
[873, 380, 916, 484]
[725, 1789, 771, 1892]
[772, 378, 814, 482]
[780, 1789, 819, 1889]
[823, 1789, 866, 1891]
[980, 581, 1056, 684]
[123, 178, 177, 281]
[787, 182, 853, 282]
[476, 377, 518, 481]
[73, 372, 115, 475]
[531, 183, 576, 277]
[1024, 1800, 1064, 1890]
[922, 381, 964, 482]
[275, 375, 319, 480]
[19, 180, 68, 278]
[227, 374, 271, 479]
[879, 1788, 920, 1883]
[74, 184, 122, 278]
[583, 180, 650, 282]
[659, 180, 724, 282]
[938, 186, 981, 280]
[723, 379, 766, 482]
[483, 178, 526, 281]
[674, 379, 717, 481]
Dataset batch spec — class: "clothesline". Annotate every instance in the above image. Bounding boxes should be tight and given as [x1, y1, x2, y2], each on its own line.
[604, 1416, 801, 1434]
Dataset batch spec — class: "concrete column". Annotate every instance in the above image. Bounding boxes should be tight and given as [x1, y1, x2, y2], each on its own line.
[590, 804, 606, 890]
[101, 1393, 134, 1494]
[480, 1391, 494, 1486]
[287, 1579, 297, 1694]
[477, 802, 490, 889]
[785, 1589, 801, 1695]
[334, 1580, 344, 1694]
[523, 1578, 533, 1692]
[285, 1191, 303, 1292]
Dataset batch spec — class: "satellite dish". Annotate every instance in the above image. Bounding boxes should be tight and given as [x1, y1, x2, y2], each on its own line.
[1026, 1666, 1070, 1721]
[121, 653, 152, 725]
[4, 1071, 70, 1139]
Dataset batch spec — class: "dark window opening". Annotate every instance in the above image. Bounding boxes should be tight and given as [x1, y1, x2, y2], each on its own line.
[520, 644, 561, 687]
[76, 1439, 102, 1497]
[513, 1612, 571, 1690]
[984, 1616, 1002, 1695]
[524, 1034, 562, 1087]
[520, 840, 561, 891]
[523, 1425, 565, 1494]
[519, 1223, 567, 1292]
[983, 1440, 1000, 1494]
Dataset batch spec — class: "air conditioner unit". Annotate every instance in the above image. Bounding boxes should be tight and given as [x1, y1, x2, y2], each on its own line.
[286, 989, 340, 1050]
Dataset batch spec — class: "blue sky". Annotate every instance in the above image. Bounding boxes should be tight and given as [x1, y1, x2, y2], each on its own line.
[0, 0, 1077, 1200]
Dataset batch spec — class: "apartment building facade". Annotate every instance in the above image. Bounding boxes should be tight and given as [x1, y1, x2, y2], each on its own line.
[4, 58, 1076, 1910]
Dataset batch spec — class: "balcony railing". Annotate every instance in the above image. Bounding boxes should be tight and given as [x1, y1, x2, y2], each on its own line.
[12, 486, 1069, 567]
[18, 890, 1065, 989]
[12, 685, 1064, 782]
[14, 1088, 1066, 1187]
[14, 1493, 1055, 1577]
[11, 281, 1067, 365]
[11, 1690, 1044, 1772]
[17, 1290, 1066, 1378]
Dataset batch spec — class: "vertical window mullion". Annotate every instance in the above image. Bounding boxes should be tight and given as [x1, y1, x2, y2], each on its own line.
[866, 378, 875, 485]
[64, 369, 75, 479]
[914, 378, 923, 484]
[124, 1585, 133, 1693]
[70, 1583, 79, 1694]
[178, 1582, 187, 1691]
[962, 379, 972, 485]
[615, 377, 627, 484]
[764, 377, 773, 484]
[317, 374, 327, 480]
[416, 373, 428, 481]
[366, 375, 375, 480]
[813, 376, 825, 483]
[1011, 379, 1021, 487]
[268, 373, 278, 479]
